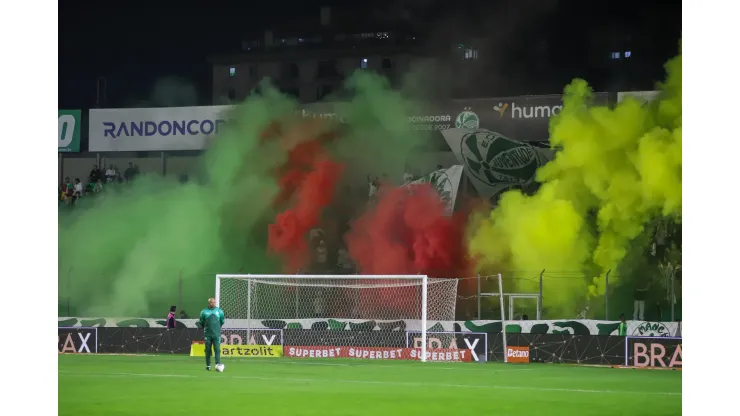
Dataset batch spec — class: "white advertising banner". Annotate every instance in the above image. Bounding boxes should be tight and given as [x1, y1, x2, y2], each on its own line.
[617, 90, 660, 103]
[88, 105, 234, 151]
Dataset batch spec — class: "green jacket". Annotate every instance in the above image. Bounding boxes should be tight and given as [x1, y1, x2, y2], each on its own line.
[199, 307, 225, 338]
[618, 321, 627, 336]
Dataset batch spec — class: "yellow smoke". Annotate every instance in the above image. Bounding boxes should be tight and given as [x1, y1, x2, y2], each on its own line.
[469, 52, 682, 316]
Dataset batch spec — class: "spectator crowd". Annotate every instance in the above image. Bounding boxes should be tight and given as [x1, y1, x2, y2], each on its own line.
[60, 162, 140, 205]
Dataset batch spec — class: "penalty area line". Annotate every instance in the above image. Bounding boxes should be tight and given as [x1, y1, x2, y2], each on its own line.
[57, 370, 680, 396]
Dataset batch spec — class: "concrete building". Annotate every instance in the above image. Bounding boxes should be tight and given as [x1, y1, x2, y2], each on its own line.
[209, 6, 484, 104]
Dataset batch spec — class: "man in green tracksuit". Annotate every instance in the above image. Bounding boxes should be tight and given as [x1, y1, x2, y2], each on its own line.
[618, 313, 628, 336]
[199, 297, 225, 371]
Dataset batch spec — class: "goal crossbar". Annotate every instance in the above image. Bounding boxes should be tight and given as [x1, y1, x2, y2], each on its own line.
[216, 274, 430, 279]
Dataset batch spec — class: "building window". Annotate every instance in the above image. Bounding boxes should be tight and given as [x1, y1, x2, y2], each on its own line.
[282, 62, 299, 79]
[317, 84, 334, 100]
[611, 51, 621, 59]
[382, 58, 393, 69]
[463, 48, 478, 60]
[317, 60, 339, 78]
[228, 88, 236, 101]
[625, 50, 632, 58]
[229, 67, 236, 76]
[283, 87, 300, 100]
[360, 58, 368, 69]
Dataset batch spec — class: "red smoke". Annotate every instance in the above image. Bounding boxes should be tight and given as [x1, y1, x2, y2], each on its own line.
[345, 183, 472, 315]
[346, 183, 472, 278]
[265, 119, 344, 272]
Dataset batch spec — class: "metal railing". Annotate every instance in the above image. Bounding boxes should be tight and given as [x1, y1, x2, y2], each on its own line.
[57, 267, 681, 321]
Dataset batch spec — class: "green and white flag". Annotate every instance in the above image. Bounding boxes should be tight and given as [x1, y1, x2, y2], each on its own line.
[405, 165, 463, 215]
[440, 128, 553, 200]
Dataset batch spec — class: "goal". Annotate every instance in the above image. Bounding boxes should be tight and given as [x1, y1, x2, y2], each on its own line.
[215, 274, 459, 362]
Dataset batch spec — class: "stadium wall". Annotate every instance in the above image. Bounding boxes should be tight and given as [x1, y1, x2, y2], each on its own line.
[58, 317, 681, 337]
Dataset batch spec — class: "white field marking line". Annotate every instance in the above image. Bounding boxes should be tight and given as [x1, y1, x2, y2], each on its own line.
[57, 371, 681, 396]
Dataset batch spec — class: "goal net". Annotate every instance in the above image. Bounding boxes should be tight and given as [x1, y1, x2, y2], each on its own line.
[215, 274, 459, 362]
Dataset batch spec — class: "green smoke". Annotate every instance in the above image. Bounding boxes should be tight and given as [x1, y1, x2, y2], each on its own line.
[58, 72, 428, 317]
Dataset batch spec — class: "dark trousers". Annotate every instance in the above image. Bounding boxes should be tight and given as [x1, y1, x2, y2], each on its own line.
[204, 336, 221, 366]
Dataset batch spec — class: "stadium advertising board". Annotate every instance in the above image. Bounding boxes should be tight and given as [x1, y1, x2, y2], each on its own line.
[617, 90, 660, 103]
[506, 346, 530, 363]
[407, 331, 488, 362]
[58, 110, 81, 152]
[88, 105, 233, 152]
[219, 328, 283, 346]
[58, 327, 97, 353]
[85, 94, 609, 152]
[190, 342, 284, 358]
[626, 337, 682, 368]
[449, 94, 608, 142]
[285, 346, 473, 362]
[56, 326, 676, 367]
[299, 94, 607, 142]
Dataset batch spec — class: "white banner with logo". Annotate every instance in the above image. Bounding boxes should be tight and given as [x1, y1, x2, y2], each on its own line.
[440, 128, 554, 200]
[617, 90, 660, 103]
[89, 105, 234, 151]
[58, 317, 681, 336]
[405, 165, 463, 215]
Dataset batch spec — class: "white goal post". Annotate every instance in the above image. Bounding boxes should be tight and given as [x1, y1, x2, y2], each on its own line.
[215, 274, 459, 362]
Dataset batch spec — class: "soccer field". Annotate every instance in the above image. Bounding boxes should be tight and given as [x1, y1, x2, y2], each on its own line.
[58, 354, 682, 415]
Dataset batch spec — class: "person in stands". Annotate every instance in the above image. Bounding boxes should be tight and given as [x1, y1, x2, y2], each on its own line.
[105, 164, 118, 183]
[618, 313, 628, 336]
[93, 178, 104, 193]
[62, 177, 74, 204]
[73, 178, 83, 200]
[89, 165, 102, 184]
[166, 305, 177, 329]
[124, 162, 137, 182]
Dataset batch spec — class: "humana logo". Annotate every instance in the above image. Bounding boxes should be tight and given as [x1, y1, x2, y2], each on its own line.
[508, 102, 563, 119]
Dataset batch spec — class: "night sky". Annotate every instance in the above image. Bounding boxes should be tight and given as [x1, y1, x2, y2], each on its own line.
[59, 1, 334, 109]
[59, 1, 681, 110]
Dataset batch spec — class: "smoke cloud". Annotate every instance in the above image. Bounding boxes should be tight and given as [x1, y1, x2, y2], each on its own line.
[58, 72, 430, 317]
[468, 52, 682, 316]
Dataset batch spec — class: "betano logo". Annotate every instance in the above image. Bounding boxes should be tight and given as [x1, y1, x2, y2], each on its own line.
[493, 102, 562, 119]
[506, 346, 530, 363]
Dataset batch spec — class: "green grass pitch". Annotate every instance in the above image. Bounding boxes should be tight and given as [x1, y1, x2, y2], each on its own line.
[58, 354, 681, 415]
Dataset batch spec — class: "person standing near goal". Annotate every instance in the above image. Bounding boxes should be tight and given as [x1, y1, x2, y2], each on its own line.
[199, 297, 225, 371]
